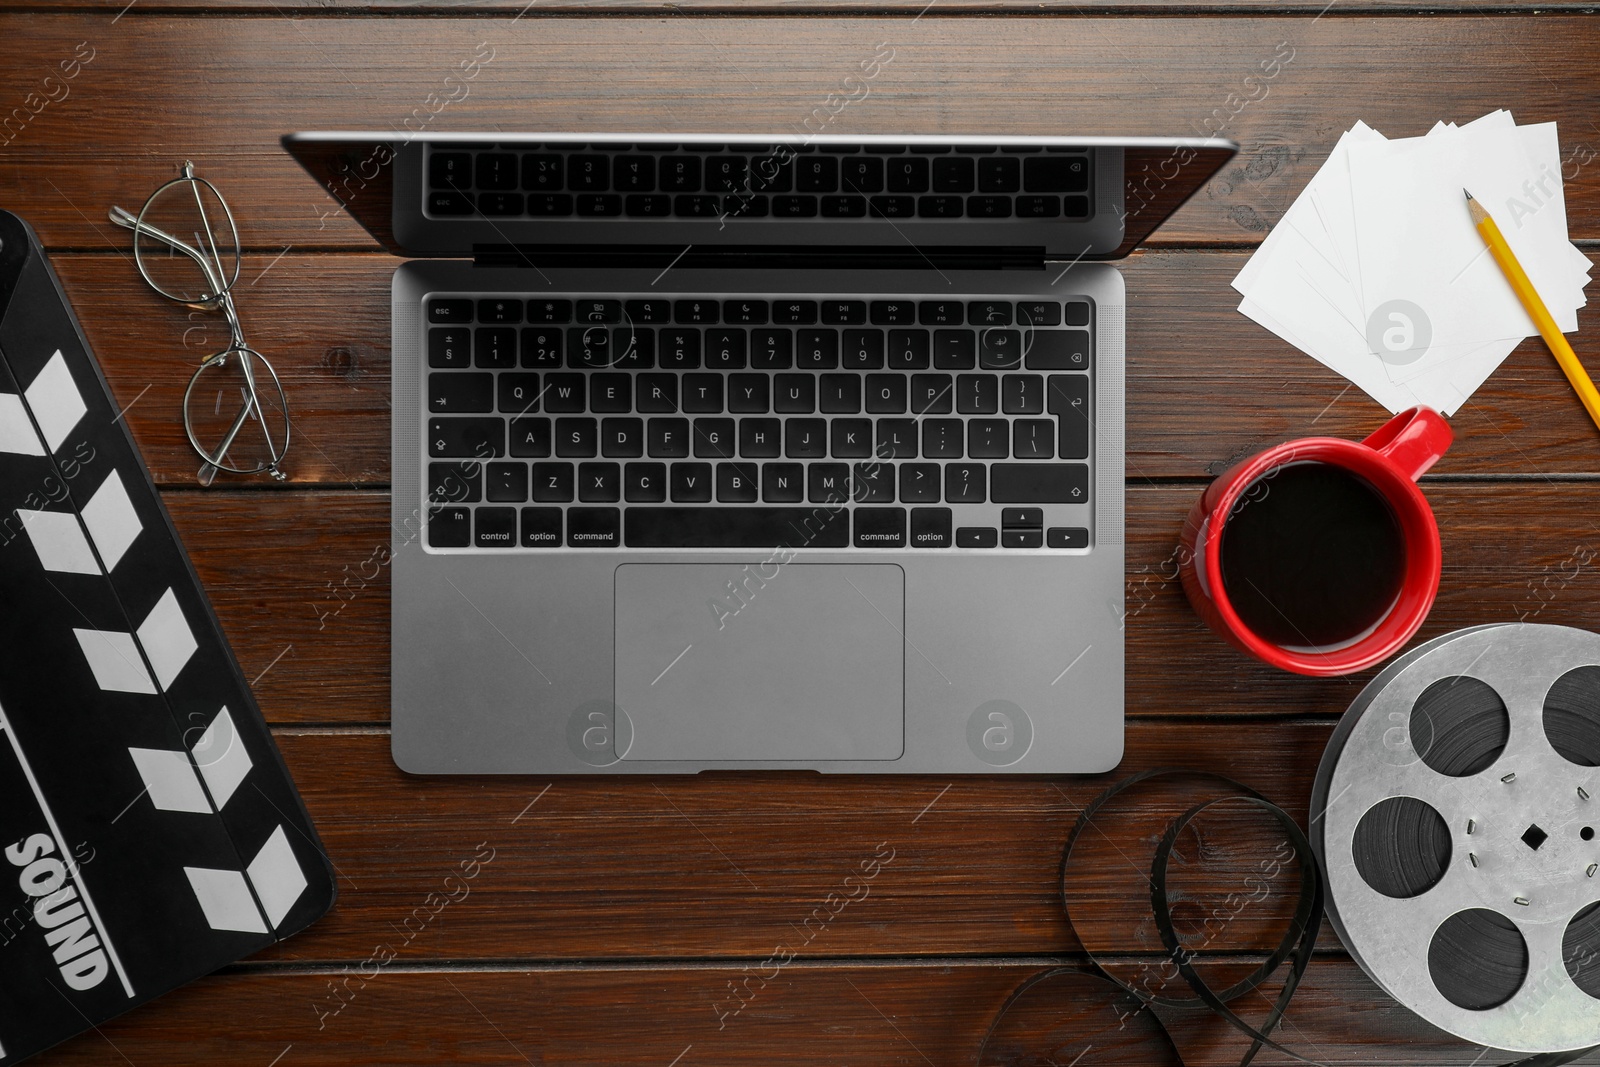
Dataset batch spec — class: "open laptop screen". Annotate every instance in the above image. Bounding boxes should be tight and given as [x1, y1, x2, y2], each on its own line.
[284, 133, 1234, 263]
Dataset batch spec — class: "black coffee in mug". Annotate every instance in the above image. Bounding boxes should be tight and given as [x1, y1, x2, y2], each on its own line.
[1218, 460, 1407, 648]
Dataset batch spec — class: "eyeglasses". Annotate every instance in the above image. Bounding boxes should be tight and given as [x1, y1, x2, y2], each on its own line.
[110, 161, 290, 483]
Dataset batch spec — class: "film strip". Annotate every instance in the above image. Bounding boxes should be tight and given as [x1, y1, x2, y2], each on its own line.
[979, 623, 1600, 1066]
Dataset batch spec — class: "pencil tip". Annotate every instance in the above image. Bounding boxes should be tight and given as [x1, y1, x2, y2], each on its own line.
[1463, 188, 1475, 201]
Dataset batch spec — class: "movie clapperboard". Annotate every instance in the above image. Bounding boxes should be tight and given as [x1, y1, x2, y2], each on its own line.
[0, 209, 335, 1062]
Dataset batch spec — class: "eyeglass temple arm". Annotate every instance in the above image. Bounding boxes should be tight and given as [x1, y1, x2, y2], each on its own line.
[107, 205, 229, 298]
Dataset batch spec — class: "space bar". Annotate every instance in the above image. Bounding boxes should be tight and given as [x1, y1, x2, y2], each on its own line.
[625, 507, 850, 548]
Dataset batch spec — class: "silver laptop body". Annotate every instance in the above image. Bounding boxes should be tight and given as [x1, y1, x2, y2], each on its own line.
[285, 132, 1235, 774]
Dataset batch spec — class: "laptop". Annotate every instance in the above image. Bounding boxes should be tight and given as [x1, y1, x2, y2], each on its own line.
[284, 132, 1234, 774]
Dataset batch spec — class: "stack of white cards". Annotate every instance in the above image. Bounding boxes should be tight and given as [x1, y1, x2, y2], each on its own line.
[1233, 110, 1590, 414]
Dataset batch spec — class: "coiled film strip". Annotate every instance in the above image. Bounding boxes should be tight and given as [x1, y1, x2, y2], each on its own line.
[1313, 623, 1600, 1054]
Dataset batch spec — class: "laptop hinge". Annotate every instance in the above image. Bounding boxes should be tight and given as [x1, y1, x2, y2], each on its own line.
[471, 244, 1048, 272]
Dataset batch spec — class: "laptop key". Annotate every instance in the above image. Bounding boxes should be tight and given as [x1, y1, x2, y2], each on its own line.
[888, 329, 931, 369]
[532, 461, 575, 502]
[932, 157, 975, 193]
[614, 155, 655, 191]
[478, 192, 524, 216]
[693, 418, 736, 458]
[717, 462, 759, 502]
[774, 195, 819, 217]
[499, 372, 542, 415]
[886, 157, 929, 192]
[475, 326, 517, 368]
[853, 463, 894, 502]
[706, 329, 748, 369]
[724, 299, 769, 325]
[670, 462, 713, 502]
[648, 417, 690, 458]
[660, 329, 702, 368]
[577, 194, 621, 215]
[486, 462, 529, 502]
[934, 329, 976, 369]
[990, 463, 1089, 503]
[1014, 196, 1060, 218]
[625, 507, 848, 548]
[428, 507, 472, 547]
[510, 417, 552, 457]
[430, 152, 471, 189]
[659, 156, 701, 191]
[911, 373, 953, 414]
[956, 525, 997, 548]
[429, 326, 471, 368]
[968, 420, 1008, 458]
[1017, 301, 1062, 327]
[1024, 330, 1090, 370]
[1002, 374, 1044, 414]
[728, 373, 769, 412]
[429, 299, 474, 324]
[567, 507, 621, 547]
[674, 194, 720, 217]
[809, 463, 850, 504]
[429, 417, 504, 458]
[601, 417, 644, 458]
[773, 374, 816, 413]
[787, 419, 827, 458]
[823, 300, 867, 325]
[624, 194, 671, 217]
[868, 195, 915, 218]
[922, 419, 962, 459]
[682, 373, 724, 412]
[854, 508, 906, 548]
[841, 157, 883, 193]
[1047, 527, 1090, 549]
[527, 193, 575, 216]
[527, 299, 573, 324]
[429, 372, 493, 413]
[429, 461, 481, 503]
[876, 419, 917, 458]
[520, 507, 562, 547]
[543, 372, 585, 412]
[579, 462, 622, 502]
[831, 418, 871, 458]
[899, 463, 940, 502]
[978, 156, 1020, 192]
[476, 153, 519, 190]
[555, 417, 598, 457]
[820, 373, 862, 413]
[795, 330, 838, 369]
[1047, 375, 1090, 459]
[623, 374, 669, 414]
[1065, 300, 1091, 326]
[568, 154, 609, 190]
[590, 373, 631, 412]
[522, 153, 563, 190]
[979, 329, 1022, 369]
[763, 463, 804, 503]
[625, 462, 667, 503]
[751, 328, 792, 368]
[910, 507, 953, 547]
[957, 373, 999, 414]
[821, 195, 867, 217]
[1002, 529, 1044, 549]
[917, 195, 964, 218]
[739, 418, 781, 457]
[428, 191, 474, 216]
[475, 507, 517, 547]
[865, 374, 907, 414]
[842, 329, 884, 369]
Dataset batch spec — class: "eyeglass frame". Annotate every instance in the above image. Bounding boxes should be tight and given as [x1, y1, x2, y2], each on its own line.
[109, 162, 290, 482]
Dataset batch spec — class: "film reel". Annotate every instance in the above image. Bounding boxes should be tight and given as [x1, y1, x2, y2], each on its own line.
[1312, 623, 1600, 1053]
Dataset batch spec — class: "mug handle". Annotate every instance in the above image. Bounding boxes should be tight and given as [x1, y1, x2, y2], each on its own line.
[1362, 405, 1453, 481]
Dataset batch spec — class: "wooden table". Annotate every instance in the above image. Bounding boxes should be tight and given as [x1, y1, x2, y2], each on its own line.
[5, 2, 1600, 1063]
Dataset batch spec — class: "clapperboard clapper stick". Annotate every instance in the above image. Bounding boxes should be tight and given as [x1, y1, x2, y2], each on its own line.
[0, 209, 335, 1064]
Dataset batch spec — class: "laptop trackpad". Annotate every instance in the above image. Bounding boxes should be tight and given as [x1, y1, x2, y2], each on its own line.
[614, 563, 905, 761]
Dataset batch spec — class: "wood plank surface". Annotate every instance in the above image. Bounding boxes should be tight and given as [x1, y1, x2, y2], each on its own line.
[1, 17, 1599, 249]
[31, 959, 1600, 1067]
[13, 6, 1600, 1065]
[167, 484, 1600, 725]
[47, 249, 1600, 489]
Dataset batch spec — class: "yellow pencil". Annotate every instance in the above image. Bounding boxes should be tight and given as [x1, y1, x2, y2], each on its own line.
[1465, 189, 1600, 434]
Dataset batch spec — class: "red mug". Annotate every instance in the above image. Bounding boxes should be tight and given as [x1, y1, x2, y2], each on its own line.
[1178, 406, 1453, 676]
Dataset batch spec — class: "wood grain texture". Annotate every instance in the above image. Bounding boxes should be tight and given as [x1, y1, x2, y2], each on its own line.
[166, 484, 1600, 725]
[30, 959, 1600, 1067]
[1, 17, 1599, 248]
[250, 724, 1326, 961]
[46, 249, 1600, 489]
[9, 0, 1599, 13]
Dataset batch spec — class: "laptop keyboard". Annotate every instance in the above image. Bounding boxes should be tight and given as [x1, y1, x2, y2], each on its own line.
[424, 143, 1093, 222]
[422, 293, 1094, 551]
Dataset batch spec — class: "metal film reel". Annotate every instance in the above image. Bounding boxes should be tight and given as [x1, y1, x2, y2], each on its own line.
[1312, 624, 1600, 1053]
